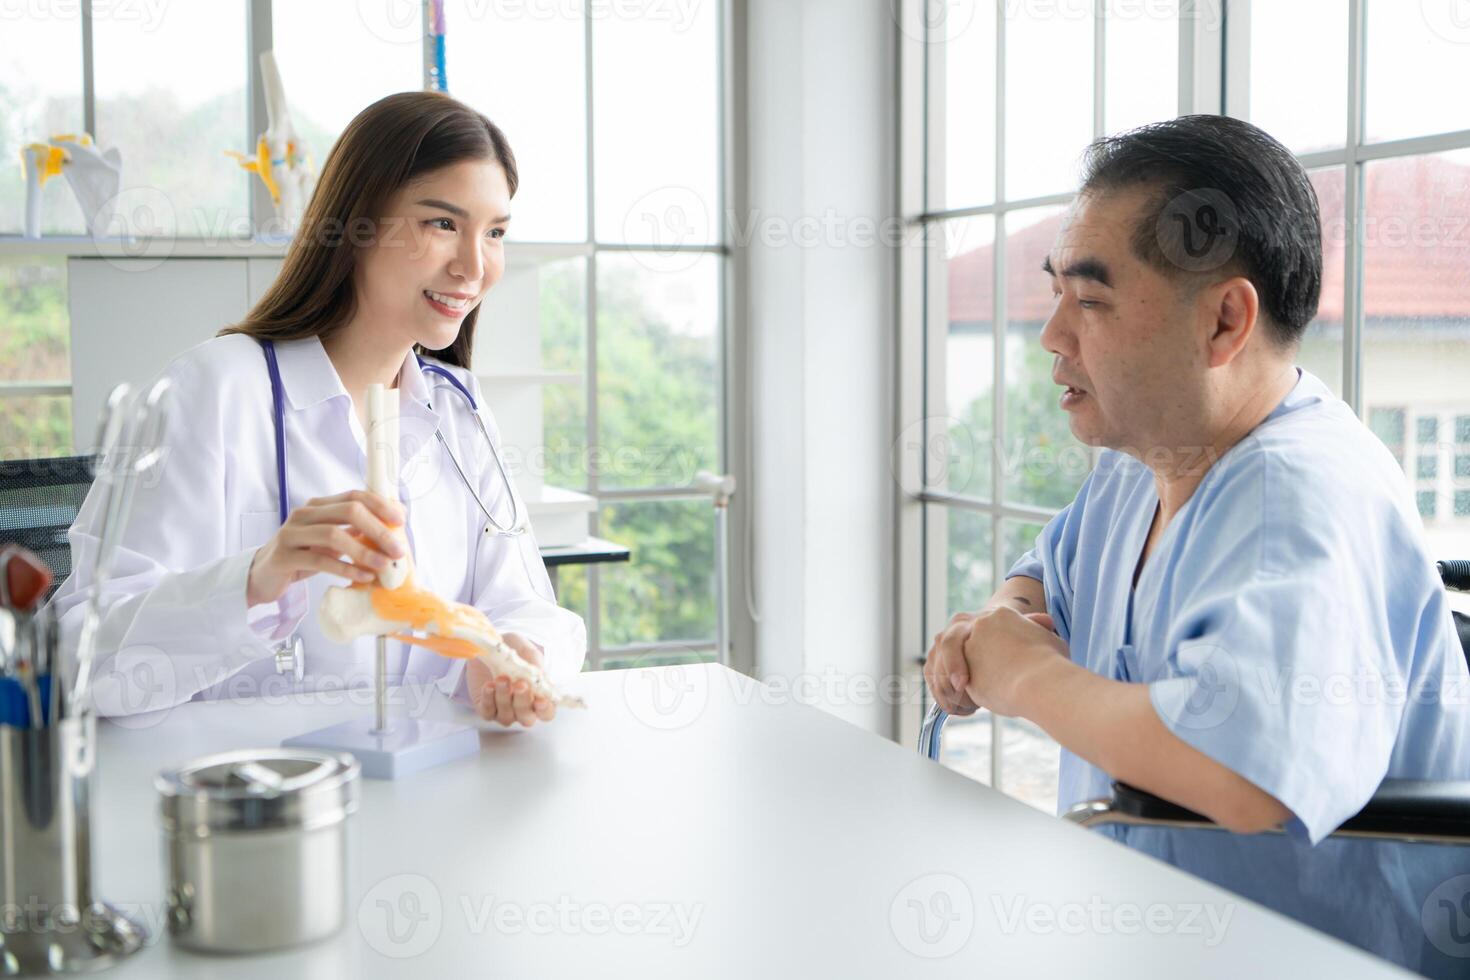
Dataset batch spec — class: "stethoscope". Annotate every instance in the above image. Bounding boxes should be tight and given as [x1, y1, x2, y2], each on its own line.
[258, 339, 525, 680]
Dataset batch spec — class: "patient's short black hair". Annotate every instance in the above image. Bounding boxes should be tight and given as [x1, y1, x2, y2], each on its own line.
[1079, 114, 1323, 348]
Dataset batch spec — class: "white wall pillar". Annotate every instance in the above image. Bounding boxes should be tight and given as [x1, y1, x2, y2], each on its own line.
[744, 0, 897, 736]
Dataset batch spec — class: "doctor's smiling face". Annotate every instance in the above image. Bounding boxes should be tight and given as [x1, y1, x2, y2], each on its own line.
[224, 93, 519, 378]
[353, 158, 512, 355]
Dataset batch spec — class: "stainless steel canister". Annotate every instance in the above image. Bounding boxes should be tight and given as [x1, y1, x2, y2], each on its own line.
[156, 749, 360, 954]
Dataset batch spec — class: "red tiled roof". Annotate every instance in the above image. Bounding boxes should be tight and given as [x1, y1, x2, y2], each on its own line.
[1356, 155, 1470, 320]
[947, 155, 1470, 324]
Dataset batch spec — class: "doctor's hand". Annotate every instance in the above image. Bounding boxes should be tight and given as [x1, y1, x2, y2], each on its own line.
[959, 607, 1067, 718]
[246, 490, 407, 607]
[467, 634, 557, 728]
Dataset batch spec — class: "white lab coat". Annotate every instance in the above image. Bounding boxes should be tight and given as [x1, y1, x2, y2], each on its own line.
[50, 333, 587, 716]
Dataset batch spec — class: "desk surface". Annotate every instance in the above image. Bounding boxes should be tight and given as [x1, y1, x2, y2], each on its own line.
[91, 664, 1407, 978]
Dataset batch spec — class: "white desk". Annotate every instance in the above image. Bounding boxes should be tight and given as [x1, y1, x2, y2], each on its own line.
[90, 664, 1407, 978]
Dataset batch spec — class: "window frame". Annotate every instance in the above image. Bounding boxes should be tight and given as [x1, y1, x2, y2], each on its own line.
[578, 0, 735, 668]
[895, 0, 1221, 780]
[899, 0, 1470, 780]
[1224, 0, 1470, 415]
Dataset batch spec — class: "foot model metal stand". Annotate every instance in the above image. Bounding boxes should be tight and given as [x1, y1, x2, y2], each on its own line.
[282, 637, 479, 780]
[283, 382, 478, 779]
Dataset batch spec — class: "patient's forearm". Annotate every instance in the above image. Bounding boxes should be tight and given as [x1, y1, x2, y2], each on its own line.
[1018, 657, 1292, 834]
[986, 575, 1045, 615]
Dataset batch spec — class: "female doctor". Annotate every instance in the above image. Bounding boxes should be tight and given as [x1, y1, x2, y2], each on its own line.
[51, 92, 586, 727]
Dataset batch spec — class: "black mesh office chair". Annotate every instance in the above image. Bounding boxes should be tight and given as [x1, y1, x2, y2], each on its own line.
[0, 455, 96, 602]
[918, 562, 1470, 846]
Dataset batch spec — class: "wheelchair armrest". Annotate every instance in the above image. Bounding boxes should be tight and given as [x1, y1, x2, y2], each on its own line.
[1087, 780, 1470, 844]
[1336, 780, 1470, 841]
[1109, 781, 1213, 825]
[1454, 610, 1470, 670]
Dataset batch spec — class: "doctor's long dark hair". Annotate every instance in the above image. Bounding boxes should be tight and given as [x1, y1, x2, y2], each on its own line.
[218, 91, 518, 370]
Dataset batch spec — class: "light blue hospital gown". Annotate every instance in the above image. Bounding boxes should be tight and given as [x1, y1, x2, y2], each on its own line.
[1008, 369, 1470, 976]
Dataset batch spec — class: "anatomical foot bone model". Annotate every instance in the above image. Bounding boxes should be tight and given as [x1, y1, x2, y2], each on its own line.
[318, 577, 585, 710]
[316, 384, 584, 710]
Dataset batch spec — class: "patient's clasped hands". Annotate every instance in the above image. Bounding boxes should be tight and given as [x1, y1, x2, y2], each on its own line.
[924, 606, 1069, 719]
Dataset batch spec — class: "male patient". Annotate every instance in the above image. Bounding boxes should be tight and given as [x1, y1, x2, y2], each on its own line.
[924, 114, 1470, 976]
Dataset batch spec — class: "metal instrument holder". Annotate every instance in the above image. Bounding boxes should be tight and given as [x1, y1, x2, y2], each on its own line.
[0, 380, 168, 973]
[1, 654, 146, 974]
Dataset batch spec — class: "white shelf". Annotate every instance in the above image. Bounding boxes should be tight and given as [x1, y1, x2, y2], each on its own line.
[525, 485, 596, 547]
[0, 235, 290, 259]
[526, 485, 597, 516]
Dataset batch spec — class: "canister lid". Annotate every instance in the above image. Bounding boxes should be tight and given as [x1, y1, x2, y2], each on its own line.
[156, 748, 360, 837]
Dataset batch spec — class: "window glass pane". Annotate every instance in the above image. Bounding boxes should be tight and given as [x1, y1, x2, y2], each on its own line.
[1456, 491, 1470, 518]
[1002, 518, 1047, 571]
[595, 252, 718, 490]
[1362, 150, 1470, 558]
[935, 216, 995, 499]
[539, 257, 588, 491]
[1004, 206, 1090, 508]
[593, 2, 718, 245]
[93, 3, 248, 238]
[551, 563, 589, 635]
[0, 256, 69, 380]
[1001, 715, 1061, 812]
[446, 0, 587, 242]
[1365, 0, 1470, 144]
[1247, 0, 1346, 154]
[936, 711, 995, 787]
[927, 504, 997, 786]
[1368, 407, 1406, 463]
[0, 11, 85, 234]
[272, 1, 423, 158]
[944, 507, 993, 615]
[1456, 416, 1470, 444]
[601, 649, 714, 670]
[933, 0, 997, 211]
[1300, 167, 1344, 396]
[599, 497, 714, 647]
[1000, 517, 1059, 811]
[1419, 455, 1439, 480]
[1103, 0, 1178, 135]
[0, 395, 71, 460]
[1004, 2, 1093, 201]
